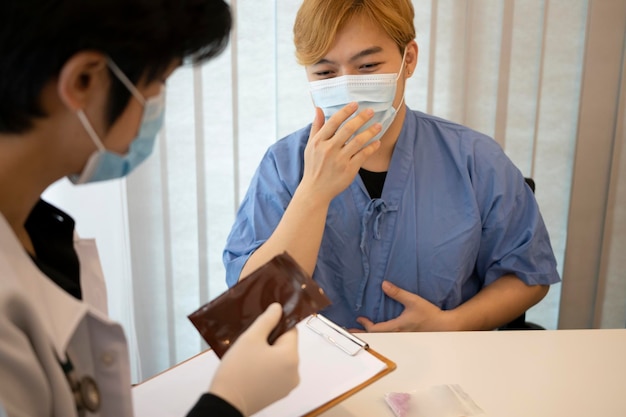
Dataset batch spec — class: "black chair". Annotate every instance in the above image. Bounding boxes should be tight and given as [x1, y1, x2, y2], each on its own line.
[498, 177, 545, 331]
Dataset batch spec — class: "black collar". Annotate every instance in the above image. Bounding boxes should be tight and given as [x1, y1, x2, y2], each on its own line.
[25, 199, 81, 300]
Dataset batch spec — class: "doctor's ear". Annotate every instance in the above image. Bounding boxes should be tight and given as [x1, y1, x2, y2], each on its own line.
[57, 52, 109, 111]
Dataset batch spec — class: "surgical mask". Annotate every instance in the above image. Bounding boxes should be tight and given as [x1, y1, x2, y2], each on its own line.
[70, 59, 165, 184]
[309, 50, 406, 146]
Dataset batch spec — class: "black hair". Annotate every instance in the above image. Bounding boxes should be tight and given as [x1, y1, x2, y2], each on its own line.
[0, 0, 232, 133]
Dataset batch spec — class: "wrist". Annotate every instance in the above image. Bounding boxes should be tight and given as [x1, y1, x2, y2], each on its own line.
[439, 309, 463, 331]
[294, 181, 333, 208]
[208, 384, 247, 417]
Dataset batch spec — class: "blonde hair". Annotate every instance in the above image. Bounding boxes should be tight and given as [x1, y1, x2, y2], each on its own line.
[293, 0, 416, 66]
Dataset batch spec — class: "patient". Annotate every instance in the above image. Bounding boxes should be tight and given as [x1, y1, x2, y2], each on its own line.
[223, 0, 561, 332]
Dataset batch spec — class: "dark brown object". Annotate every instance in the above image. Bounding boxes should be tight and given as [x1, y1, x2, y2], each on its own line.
[188, 252, 331, 358]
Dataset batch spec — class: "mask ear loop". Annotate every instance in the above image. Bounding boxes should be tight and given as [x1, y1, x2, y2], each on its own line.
[106, 58, 146, 106]
[76, 60, 146, 156]
[395, 48, 408, 82]
[393, 47, 409, 111]
[77, 110, 106, 152]
[75, 58, 145, 154]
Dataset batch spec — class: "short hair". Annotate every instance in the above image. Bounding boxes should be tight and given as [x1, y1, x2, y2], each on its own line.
[293, 0, 415, 66]
[0, 0, 231, 134]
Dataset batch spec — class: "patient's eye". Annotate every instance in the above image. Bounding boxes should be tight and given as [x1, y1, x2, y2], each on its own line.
[314, 70, 334, 77]
[311, 66, 338, 79]
[359, 62, 382, 72]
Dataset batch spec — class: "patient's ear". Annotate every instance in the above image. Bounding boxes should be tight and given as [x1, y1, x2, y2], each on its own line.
[405, 40, 418, 78]
[56, 52, 109, 111]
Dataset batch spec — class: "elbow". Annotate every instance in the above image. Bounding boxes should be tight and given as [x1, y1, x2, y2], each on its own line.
[530, 283, 550, 306]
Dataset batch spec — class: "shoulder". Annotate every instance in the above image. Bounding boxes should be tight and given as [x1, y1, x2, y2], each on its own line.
[405, 109, 508, 170]
[410, 110, 500, 150]
[254, 125, 311, 184]
[268, 124, 311, 159]
[405, 109, 524, 197]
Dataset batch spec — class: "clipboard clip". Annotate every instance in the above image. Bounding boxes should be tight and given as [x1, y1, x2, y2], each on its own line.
[305, 314, 369, 356]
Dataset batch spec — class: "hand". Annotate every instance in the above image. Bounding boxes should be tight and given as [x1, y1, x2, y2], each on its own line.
[356, 281, 454, 332]
[208, 303, 300, 416]
[299, 104, 382, 203]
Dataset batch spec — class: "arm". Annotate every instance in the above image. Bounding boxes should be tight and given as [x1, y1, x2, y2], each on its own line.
[238, 104, 381, 279]
[447, 275, 548, 330]
[357, 276, 548, 332]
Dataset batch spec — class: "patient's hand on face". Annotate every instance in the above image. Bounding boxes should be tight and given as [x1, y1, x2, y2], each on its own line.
[299, 104, 381, 205]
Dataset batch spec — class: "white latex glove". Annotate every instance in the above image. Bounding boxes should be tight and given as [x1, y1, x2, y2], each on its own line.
[208, 303, 300, 416]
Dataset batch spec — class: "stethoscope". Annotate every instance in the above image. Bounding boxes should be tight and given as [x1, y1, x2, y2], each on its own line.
[59, 355, 101, 416]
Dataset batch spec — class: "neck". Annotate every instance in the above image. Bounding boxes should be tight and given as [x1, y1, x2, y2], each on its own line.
[0, 185, 41, 257]
[0, 132, 55, 249]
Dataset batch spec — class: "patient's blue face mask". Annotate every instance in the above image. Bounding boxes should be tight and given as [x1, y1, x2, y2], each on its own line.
[308, 49, 406, 146]
[70, 59, 165, 184]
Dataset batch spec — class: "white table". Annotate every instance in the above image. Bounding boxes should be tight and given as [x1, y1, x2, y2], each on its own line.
[319, 329, 626, 417]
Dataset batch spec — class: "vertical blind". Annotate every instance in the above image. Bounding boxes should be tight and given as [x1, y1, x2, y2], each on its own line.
[43, 0, 625, 383]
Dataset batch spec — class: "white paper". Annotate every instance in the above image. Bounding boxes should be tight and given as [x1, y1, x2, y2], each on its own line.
[133, 318, 389, 417]
[132, 349, 220, 416]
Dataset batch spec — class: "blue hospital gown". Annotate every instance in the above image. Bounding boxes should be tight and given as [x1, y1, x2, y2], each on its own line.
[223, 108, 561, 329]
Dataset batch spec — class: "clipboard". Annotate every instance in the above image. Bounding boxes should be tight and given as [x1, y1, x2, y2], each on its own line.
[300, 314, 396, 416]
[132, 315, 396, 417]
[247, 314, 396, 416]
[304, 347, 395, 416]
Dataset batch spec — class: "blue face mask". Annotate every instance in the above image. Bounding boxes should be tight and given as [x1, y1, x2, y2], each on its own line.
[309, 50, 406, 147]
[70, 59, 165, 184]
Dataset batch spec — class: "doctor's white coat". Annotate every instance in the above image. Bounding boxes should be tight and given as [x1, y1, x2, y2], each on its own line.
[0, 212, 134, 417]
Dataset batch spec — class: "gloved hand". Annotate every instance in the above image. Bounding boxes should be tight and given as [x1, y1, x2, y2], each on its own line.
[208, 303, 300, 416]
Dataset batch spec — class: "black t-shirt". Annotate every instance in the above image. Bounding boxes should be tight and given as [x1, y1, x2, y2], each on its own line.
[359, 168, 387, 199]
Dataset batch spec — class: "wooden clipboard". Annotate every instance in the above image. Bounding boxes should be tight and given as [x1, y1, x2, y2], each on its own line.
[303, 346, 396, 416]
[132, 315, 396, 417]
[293, 313, 396, 416]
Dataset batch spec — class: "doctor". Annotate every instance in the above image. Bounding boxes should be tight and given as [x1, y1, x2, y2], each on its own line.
[0, 1, 299, 417]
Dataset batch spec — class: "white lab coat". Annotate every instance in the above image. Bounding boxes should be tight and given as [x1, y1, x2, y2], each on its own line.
[0, 212, 134, 417]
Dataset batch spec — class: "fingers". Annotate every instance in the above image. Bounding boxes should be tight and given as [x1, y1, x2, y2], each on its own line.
[272, 326, 298, 349]
[313, 102, 358, 141]
[347, 328, 366, 333]
[357, 316, 401, 332]
[309, 107, 325, 139]
[245, 302, 283, 339]
[331, 109, 379, 148]
[312, 103, 381, 149]
[345, 133, 381, 165]
[381, 281, 413, 305]
[356, 316, 375, 331]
